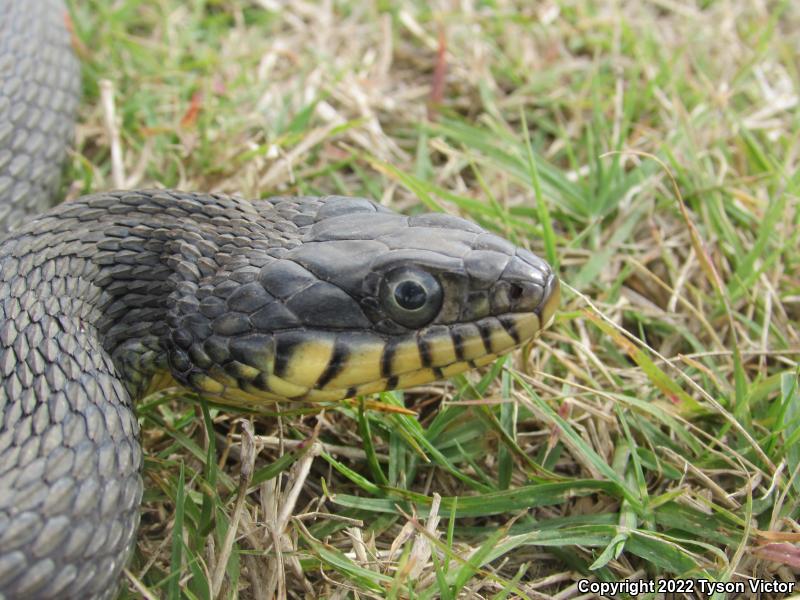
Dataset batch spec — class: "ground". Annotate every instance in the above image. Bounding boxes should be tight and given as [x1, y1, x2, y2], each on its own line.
[66, 1, 799, 598]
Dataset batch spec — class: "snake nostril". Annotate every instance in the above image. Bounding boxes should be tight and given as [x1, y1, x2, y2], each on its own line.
[509, 284, 524, 302]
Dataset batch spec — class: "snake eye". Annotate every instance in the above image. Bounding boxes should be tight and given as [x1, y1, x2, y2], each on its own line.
[380, 267, 443, 328]
[394, 280, 426, 310]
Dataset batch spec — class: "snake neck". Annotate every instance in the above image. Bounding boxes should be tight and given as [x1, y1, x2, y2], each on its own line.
[0, 189, 301, 400]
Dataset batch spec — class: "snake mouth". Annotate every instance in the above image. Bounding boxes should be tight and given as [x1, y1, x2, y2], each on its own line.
[185, 274, 560, 405]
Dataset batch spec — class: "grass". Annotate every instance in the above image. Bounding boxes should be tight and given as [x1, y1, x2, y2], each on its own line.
[65, 0, 799, 598]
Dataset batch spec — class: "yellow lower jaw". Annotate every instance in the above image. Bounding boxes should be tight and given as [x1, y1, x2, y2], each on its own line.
[507, 313, 541, 343]
[184, 290, 559, 405]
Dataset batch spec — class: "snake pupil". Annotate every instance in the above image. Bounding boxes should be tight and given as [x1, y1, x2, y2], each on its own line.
[394, 280, 427, 310]
[379, 267, 442, 328]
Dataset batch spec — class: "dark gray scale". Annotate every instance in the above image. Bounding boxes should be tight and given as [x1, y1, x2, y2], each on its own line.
[308, 212, 408, 241]
[250, 301, 300, 331]
[377, 227, 475, 258]
[285, 281, 371, 329]
[257, 259, 318, 299]
[287, 239, 389, 289]
[463, 249, 510, 287]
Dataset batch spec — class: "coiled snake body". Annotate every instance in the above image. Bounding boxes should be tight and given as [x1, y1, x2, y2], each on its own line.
[0, 3, 559, 599]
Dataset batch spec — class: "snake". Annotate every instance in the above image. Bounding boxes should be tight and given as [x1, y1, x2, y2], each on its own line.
[0, 1, 559, 599]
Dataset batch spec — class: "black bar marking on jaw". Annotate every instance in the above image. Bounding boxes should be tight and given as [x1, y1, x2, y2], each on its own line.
[417, 334, 432, 368]
[498, 316, 521, 345]
[254, 373, 270, 391]
[381, 338, 397, 378]
[433, 367, 444, 379]
[450, 327, 465, 361]
[345, 386, 358, 399]
[468, 359, 478, 369]
[386, 375, 399, 390]
[316, 341, 349, 388]
[476, 322, 493, 354]
[273, 337, 298, 378]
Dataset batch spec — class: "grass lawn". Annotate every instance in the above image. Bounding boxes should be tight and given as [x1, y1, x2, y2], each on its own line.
[66, 1, 799, 598]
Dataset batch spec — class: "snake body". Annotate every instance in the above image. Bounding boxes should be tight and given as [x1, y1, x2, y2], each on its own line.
[0, 4, 559, 599]
[0, 0, 80, 234]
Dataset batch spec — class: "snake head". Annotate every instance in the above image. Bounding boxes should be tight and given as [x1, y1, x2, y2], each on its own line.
[168, 195, 558, 403]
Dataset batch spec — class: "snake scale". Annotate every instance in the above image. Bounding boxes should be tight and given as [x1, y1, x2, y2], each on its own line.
[0, 1, 559, 598]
